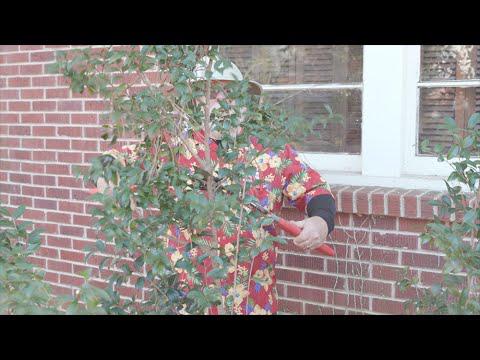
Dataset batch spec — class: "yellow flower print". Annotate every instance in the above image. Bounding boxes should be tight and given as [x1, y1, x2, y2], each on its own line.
[224, 243, 235, 257]
[268, 155, 281, 169]
[238, 265, 249, 277]
[233, 304, 243, 315]
[254, 153, 271, 172]
[252, 227, 267, 247]
[189, 248, 198, 258]
[262, 252, 269, 261]
[183, 138, 198, 160]
[285, 182, 306, 200]
[228, 284, 249, 306]
[253, 269, 273, 291]
[264, 174, 275, 183]
[171, 250, 183, 264]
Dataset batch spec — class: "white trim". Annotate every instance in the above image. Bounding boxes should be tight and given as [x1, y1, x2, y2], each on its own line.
[361, 45, 406, 178]
[262, 83, 362, 91]
[417, 79, 480, 88]
[299, 153, 361, 172]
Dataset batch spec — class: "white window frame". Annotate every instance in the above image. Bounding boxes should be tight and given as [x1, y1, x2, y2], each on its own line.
[274, 45, 479, 191]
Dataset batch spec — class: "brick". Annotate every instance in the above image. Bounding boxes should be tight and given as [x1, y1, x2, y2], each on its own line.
[28, 256, 46, 268]
[372, 232, 418, 250]
[0, 45, 19, 52]
[71, 114, 97, 125]
[60, 274, 85, 287]
[372, 298, 406, 314]
[327, 291, 370, 309]
[46, 164, 70, 175]
[32, 126, 56, 136]
[355, 186, 379, 215]
[9, 101, 31, 111]
[402, 252, 444, 270]
[72, 189, 90, 201]
[46, 139, 70, 150]
[31, 51, 54, 62]
[0, 89, 19, 99]
[340, 187, 354, 213]
[21, 160, 45, 171]
[0, 184, 21, 194]
[0, 65, 19, 75]
[58, 100, 82, 111]
[85, 100, 108, 111]
[32, 101, 56, 111]
[10, 196, 33, 206]
[20, 64, 43, 75]
[47, 212, 72, 224]
[304, 304, 347, 315]
[8, 77, 31, 87]
[58, 176, 83, 188]
[22, 138, 44, 148]
[276, 268, 302, 283]
[84, 127, 102, 138]
[9, 173, 31, 184]
[50, 285, 74, 296]
[21, 114, 44, 123]
[33, 175, 56, 186]
[403, 190, 426, 218]
[399, 218, 430, 233]
[353, 246, 399, 264]
[21, 89, 44, 99]
[32, 151, 56, 161]
[22, 185, 45, 197]
[48, 259, 73, 273]
[0, 113, 19, 123]
[46, 88, 70, 98]
[59, 201, 83, 213]
[4, 53, 29, 63]
[304, 273, 344, 289]
[32, 76, 55, 87]
[9, 125, 31, 135]
[83, 152, 101, 163]
[0, 161, 20, 171]
[326, 260, 369, 277]
[347, 278, 392, 297]
[46, 188, 70, 199]
[38, 246, 59, 259]
[44, 272, 59, 283]
[19, 45, 44, 51]
[287, 285, 325, 303]
[72, 140, 98, 151]
[45, 113, 69, 124]
[58, 127, 82, 137]
[47, 236, 72, 249]
[58, 152, 83, 163]
[34, 198, 57, 210]
[23, 208, 45, 221]
[278, 299, 303, 314]
[60, 250, 86, 263]
[285, 254, 324, 272]
[420, 191, 442, 220]
[60, 225, 84, 237]
[9, 150, 31, 160]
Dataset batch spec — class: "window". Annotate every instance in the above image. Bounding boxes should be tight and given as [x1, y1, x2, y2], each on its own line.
[220, 46, 480, 191]
[220, 46, 363, 172]
[418, 46, 480, 154]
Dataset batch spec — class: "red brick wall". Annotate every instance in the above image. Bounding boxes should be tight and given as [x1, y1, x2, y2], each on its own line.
[0, 45, 451, 314]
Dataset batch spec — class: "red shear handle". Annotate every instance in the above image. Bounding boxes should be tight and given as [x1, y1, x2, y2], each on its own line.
[276, 218, 335, 257]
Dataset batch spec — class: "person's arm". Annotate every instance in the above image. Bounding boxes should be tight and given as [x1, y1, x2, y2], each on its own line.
[280, 144, 336, 250]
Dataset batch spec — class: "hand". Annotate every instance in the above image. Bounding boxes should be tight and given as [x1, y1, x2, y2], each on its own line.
[291, 216, 329, 251]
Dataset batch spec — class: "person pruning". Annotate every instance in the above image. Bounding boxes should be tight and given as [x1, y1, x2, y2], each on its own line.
[92, 56, 336, 315]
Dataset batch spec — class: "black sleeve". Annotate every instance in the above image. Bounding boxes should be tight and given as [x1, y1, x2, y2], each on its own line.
[306, 194, 336, 235]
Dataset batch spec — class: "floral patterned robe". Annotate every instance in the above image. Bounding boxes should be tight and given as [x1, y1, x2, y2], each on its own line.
[163, 131, 333, 315]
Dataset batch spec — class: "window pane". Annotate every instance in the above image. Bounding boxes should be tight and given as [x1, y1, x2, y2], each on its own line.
[264, 89, 362, 153]
[421, 45, 480, 81]
[220, 45, 363, 84]
[418, 87, 480, 154]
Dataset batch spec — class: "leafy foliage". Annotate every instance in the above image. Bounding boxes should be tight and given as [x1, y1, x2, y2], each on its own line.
[399, 113, 480, 314]
[50, 45, 321, 315]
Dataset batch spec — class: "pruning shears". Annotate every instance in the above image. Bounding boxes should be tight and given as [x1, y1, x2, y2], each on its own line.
[192, 166, 335, 257]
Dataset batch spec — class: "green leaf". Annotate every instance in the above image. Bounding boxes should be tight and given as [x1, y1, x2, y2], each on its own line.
[467, 113, 480, 129]
[443, 116, 457, 131]
[12, 205, 26, 220]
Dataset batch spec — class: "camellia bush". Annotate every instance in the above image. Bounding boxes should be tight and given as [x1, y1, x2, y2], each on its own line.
[399, 112, 480, 314]
[48, 45, 326, 315]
